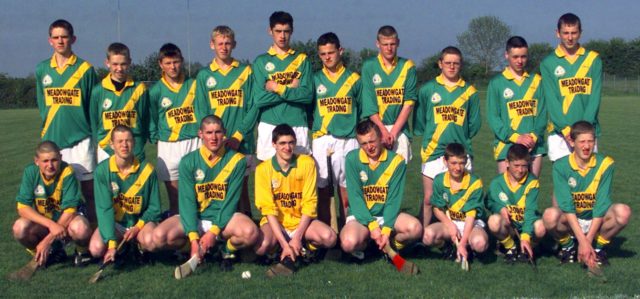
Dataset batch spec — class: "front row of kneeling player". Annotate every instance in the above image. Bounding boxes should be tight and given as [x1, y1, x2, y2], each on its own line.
[12, 118, 630, 278]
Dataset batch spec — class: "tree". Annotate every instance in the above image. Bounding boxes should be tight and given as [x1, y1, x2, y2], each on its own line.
[129, 52, 161, 82]
[457, 16, 511, 76]
[526, 42, 553, 74]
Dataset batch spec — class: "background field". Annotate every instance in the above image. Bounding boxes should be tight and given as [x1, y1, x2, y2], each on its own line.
[0, 95, 638, 298]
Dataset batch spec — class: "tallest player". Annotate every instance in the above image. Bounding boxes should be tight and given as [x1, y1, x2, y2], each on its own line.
[541, 13, 602, 162]
[36, 19, 98, 221]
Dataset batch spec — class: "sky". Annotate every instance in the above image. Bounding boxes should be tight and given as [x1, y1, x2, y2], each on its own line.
[1, 0, 639, 77]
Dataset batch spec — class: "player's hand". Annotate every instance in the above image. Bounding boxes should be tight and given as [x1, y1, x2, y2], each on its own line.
[48, 222, 66, 240]
[446, 222, 460, 243]
[288, 78, 300, 88]
[225, 137, 241, 150]
[515, 134, 535, 149]
[103, 248, 116, 264]
[370, 227, 383, 246]
[199, 232, 217, 255]
[190, 239, 202, 260]
[521, 240, 534, 259]
[35, 239, 52, 266]
[265, 80, 279, 92]
[377, 234, 390, 251]
[288, 238, 303, 257]
[577, 242, 597, 268]
[456, 241, 468, 261]
[123, 226, 140, 242]
[280, 244, 297, 262]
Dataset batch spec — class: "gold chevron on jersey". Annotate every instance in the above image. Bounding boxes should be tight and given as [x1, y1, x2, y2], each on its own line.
[314, 71, 359, 138]
[560, 50, 598, 114]
[376, 59, 414, 118]
[167, 81, 197, 142]
[210, 66, 251, 118]
[98, 83, 147, 149]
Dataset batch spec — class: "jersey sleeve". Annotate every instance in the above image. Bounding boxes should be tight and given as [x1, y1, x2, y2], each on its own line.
[412, 84, 430, 137]
[541, 59, 568, 134]
[533, 80, 547, 142]
[553, 162, 576, 214]
[195, 70, 214, 121]
[345, 153, 375, 225]
[486, 79, 513, 142]
[359, 61, 378, 119]
[431, 177, 447, 210]
[382, 157, 406, 230]
[485, 178, 506, 214]
[147, 85, 160, 144]
[35, 64, 47, 121]
[281, 58, 313, 105]
[403, 61, 417, 104]
[250, 58, 283, 109]
[59, 167, 82, 211]
[462, 180, 484, 215]
[89, 86, 101, 143]
[178, 156, 200, 239]
[16, 166, 37, 207]
[94, 165, 117, 244]
[584, 55, 602, 127]
[140, 167, 161, 224]
[593, 158, 614, 218]
[138, 86, 151, 143]
[235, 68, 257, 141]
[254, 162, 277, 217]
[82, 66, 98, 124]
[522, 180, 540, 236]
[213, 155, 247, 228]
[467, 90, 481, 139]
[300, 157, 318, 218]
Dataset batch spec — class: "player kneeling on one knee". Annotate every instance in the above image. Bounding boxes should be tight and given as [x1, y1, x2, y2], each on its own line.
[423, 143, 488, 261]
[254, 124, 337, 272]
[13, 141, 92, 267]
[543, 121, 631, 266]
[151, 115, 259, 271]
[486, 144, 545, 263]
[89, 125, 161, 264]
[339, 120, 422, 257]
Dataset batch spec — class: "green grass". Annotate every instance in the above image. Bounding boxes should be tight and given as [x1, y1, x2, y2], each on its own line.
[1, 96, 639, 298]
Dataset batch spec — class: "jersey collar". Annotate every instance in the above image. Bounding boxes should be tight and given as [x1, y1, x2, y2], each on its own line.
[109, 155, 141, 180]
[502, 67, 529, 80]
[555, 45, 586, 58]
[569, 152, 597, 176]
[377, 54, 398, 74]
[160, 72, 185, 93]
[322, 63, 346, 83]
[267, 46, 295, 59]
[436, 74, 466, 88]
[49, 53, 77, 68]
[504, 171, 527, 193]
[443, 171, 471, 194]
[271, 154, 299, 176]
[199, 146, 226, 168]
[209, 58, 239, 72]
[101, 74, 135, 92]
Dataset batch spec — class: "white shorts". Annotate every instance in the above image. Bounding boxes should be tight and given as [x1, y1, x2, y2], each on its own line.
[421, 155, 473, 179]
[548, 133, 598, 162]
[97, 147, 110, 164]
[453, 219, 486, 235]
[60, 137, 95, 181]
[578, 218, 592, 234]
[346, 215, 384, 227]
[256, 122, 310, 161]
[384, 125, 411, 162]
[312, 135, 359, 188]
[157, 138, 201, 181]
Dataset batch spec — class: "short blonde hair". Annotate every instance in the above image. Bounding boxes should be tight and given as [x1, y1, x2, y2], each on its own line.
[211, 25, 235, 41]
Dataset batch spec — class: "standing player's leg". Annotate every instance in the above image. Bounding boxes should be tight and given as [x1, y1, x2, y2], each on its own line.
[531, 155, 543, 178]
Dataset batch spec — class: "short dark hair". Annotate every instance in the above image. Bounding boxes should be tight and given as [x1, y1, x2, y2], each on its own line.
[506, 36, 528, 52]
[355, 120, 381, 137]
[35, 140, 61, 157]
[444, 143, 467, 161]
[107, 42, 131, 60]
[110, 125, 134, 141]
[158, 43, 183, 61]
[557, 13, 582, 32]
[440, 46, 463, 62]
[49, 19, 74, 37]
[272, 124, 296, 143]
[317, 32, 341, 49]
[506, 144, 531, 162]
[269, 11, 293, 29]
[200, 115, 225, 131]
[377, 25, 398, 39]
[570, 120, 595, 140]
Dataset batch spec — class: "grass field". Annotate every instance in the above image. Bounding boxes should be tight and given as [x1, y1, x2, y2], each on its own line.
[1, 96, 639, 298]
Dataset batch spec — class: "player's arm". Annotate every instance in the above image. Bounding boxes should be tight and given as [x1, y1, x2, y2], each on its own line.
[276, 58, 313, 104]
[250, 60, 284, 109]
[485, 179, 505, 214]
[521, 180, 540, 241]
[381, 156, 406, 235]
[94, 166, 118, 250]
[35, 65, 47, 120]
[137, 167, 161, 228]
[57, 166, 82, 226]
[389, 62, 417, 139]
[459, 180, 483, 247]
[233, 69, 258, 143]
[467, 89, 482, 139]
[80, 65, 98, 123]
[138, 85, 151, 143]
[431, 178, 459, 239]
[89, 87, 101, 144]
[587, 158, 614, 243]
[583, 55, 602, 126]
[296, 157, 319, 236]
[213, 156, 247, 234]
[412, 86, 428, 137]
[194, 71, 214, 119]
[540, 61, 569, 136]
[531, 76, 547, 143]
[178, 158, 201, 256]
[486, 79, 515, 142]
[147, 85, 159, 144]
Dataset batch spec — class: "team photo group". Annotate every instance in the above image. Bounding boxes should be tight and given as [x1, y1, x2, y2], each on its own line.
[9, 10, 632, 282]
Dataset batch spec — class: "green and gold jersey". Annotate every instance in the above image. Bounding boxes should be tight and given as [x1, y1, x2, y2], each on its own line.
[541, 46, 602, 137]
[312, 64, 362, 139]
[94, 157, 160, 244]
[36, 54, 98, 148]
[414, 75, 481, 162]
[486, 172, 540, 237]
[255, 154, 317, 231]
[90, 75, 149, 161]
[432, 172, 485, 221]
[487, 69, 547, 160]
[553, 153, 613, 220]
[251, 47, 313, 127]
[345, 148, 406, 235]
[179, 146, 246, 241]
[361, 55, 417, 136]
[16, 162, 81, 222]
[196, 59, 256, 154]
[149, 75, 201, 143]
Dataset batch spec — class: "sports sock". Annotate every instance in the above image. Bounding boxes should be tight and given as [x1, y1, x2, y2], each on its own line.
[558, 235, 574, 250]
[306, 242, 318, 252]
[499, 235, 515, 250]
[595, 234, 610, 251]
[224, 239, 237, 254]
[393, 238, 405, 250]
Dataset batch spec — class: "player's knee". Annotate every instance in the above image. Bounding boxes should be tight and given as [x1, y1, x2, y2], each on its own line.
[240, 225, 260, 246]
[487, 215, 503, 233]
[138, 232, 155, 251]
[542, 207, 562, 228]
[470, 235, 488, 253]
[404, 220, 423, 240]
[152, 229, 168, 248]
[319, 229, 337, 248]
[422, 227, 437, 246]
[68, 217, 91, 240]
[534, 220, 546, 239]
[339, 233, 358, 253]
[89, 241, 105, 258]
[613, 204, 632, 226]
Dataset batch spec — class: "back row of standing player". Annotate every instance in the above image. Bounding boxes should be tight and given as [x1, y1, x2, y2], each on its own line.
[20, 11, 630, 271]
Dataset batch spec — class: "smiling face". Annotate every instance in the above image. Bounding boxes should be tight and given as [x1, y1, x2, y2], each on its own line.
[269, 23, 293, 51]
[48, 27, 75, 56]
[507, 158, 529, 182]
[106, 54, 130, 82]
[273, 134, 296, 163]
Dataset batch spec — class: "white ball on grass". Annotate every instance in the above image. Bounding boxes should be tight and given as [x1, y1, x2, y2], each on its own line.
[241, 271, 251, 279]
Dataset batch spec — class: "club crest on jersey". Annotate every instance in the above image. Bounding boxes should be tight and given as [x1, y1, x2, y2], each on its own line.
[568, 177, 577, 188]
[161, 97, 172, 108]
[42, 74, 53, 87]
[111, 182, 120, 194]
[34, 185, 45, 197]
[503, 88, 514, 99]
[431, 93, 442, 104]
[271, 179, 280, 189]
[372, 74, 382, 86]
[195, 169, 205, 182]
[359, 171, 368, 182]
[443, 193, 449, 203]
[499, 192, 509, 202]
[102, 98, 112, 110]
[316, 84, 327, 96]
[554, 66, 566, 77]
[206, 77, 217, 88]
[265, 62, 275, 72]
